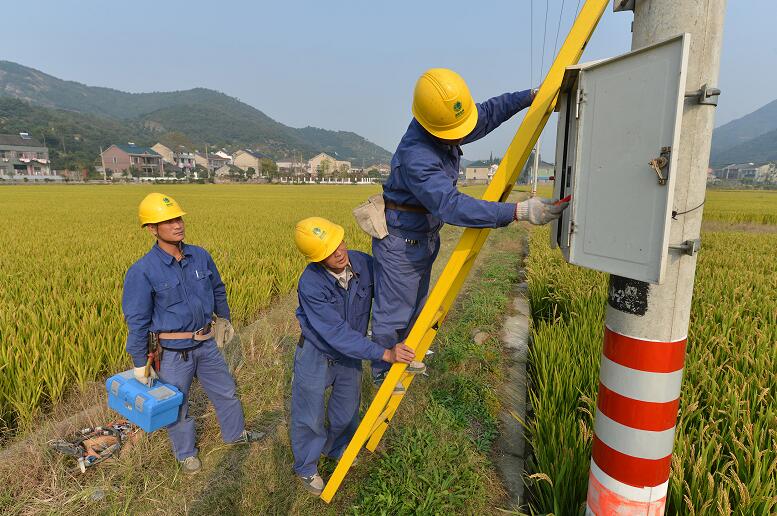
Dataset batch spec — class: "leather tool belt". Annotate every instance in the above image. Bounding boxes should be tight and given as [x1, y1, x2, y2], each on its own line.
[384, 199, 429, 214]
[158, 323, 214, 342]
[158, 323, 214, 361]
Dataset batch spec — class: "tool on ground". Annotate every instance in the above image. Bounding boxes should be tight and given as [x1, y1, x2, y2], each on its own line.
[319, 0, 610, 503]
[49, 420, 137, 473]
[106, 370, 184, 432]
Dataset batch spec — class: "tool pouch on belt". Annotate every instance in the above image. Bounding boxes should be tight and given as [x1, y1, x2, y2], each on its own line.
[214, 316, 235, 349]
[353, 194, 389, 239]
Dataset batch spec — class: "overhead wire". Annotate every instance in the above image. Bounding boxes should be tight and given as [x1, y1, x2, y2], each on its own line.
[553, 0, 567, 60]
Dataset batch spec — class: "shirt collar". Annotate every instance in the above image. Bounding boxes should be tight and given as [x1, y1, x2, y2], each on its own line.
[317, 262, 358, 288]
[151, 242, 191, 265]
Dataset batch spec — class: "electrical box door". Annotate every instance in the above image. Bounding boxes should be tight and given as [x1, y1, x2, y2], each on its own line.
[550, 34, 689, 284]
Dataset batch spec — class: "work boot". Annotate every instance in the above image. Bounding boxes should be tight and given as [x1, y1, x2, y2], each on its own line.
[230, 429, 266, 444]
[299, 473, 325, 496]
[180, 455, 201, 475]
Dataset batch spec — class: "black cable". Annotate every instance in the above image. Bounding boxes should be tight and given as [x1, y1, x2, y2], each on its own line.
[672, 200, 705, 220]
[553, 0, 567, 60]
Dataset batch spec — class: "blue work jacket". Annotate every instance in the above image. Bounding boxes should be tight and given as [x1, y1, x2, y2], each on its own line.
[295, 251, 385, 364]
[122, 243, 230, 367]
[383, 90, 534, 238]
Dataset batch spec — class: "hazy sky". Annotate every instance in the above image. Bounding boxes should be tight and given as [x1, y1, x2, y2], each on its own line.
[4, 1, 773, 161]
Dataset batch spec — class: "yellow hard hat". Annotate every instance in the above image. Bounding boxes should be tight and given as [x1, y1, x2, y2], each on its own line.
[411, 68, 478, 140]
[294, 217, 345, 263]
[138, 193, 186, 226]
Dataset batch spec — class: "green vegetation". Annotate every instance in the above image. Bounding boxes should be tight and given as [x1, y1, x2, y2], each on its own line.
[523, 195, 777, 514]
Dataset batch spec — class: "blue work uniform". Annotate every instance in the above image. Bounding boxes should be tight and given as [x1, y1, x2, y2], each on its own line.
[291, 250, 385, 477]
[122, 243, 245, 461]
[371, 90, 534, 369]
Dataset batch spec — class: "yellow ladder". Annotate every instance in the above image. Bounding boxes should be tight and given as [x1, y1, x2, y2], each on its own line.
[320, 0, 610, 502]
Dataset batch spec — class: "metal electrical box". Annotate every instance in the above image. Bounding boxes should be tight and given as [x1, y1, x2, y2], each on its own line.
[551, 34, 690, 284]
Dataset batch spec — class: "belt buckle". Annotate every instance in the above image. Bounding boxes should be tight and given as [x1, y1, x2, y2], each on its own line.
[192, 324, 208, 338]
[405, 238, 419, 246]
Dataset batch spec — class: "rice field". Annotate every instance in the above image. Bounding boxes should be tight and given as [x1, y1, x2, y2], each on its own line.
[0, 184, 379, 432]
[524, 192, 777, 513]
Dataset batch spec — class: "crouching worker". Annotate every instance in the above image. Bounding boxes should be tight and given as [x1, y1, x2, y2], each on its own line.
[122, 193, 263, 475]
[292, 217, 416, 495]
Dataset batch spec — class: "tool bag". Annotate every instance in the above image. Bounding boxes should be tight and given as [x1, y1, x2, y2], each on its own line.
[353, 194, 389, 239]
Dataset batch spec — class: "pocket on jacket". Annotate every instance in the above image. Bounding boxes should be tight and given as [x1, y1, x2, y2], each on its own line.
[153, 280, 183, 308]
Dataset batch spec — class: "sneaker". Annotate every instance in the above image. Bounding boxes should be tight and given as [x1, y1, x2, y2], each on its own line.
[230, 429, 266, 444]
[299, 473, 324, 495]
[180, 455, 201, 474]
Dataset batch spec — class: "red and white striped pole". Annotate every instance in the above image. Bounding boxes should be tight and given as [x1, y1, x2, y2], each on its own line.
[586, 0, 726, 513]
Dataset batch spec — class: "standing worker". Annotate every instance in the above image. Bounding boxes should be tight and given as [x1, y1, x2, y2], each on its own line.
[292, 217, 416, 495]
[122, 193, 263, 475]
[371, 69, 567, 381]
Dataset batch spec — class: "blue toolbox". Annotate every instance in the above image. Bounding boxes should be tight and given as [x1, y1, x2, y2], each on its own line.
[105, 370, 184, 433]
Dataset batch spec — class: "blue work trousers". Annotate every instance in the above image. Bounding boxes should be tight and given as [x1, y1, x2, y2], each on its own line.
[157, 339, 245, 460]
[371, 232, 441, 374]
[290, 340, 361, 477]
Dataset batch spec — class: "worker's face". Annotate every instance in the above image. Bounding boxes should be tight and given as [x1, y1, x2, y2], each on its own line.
[322, 240, 349, 272]
[147, 217, 185, 243]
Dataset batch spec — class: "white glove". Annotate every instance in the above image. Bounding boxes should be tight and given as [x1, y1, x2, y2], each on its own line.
[515, 197, 569, 225]
[134, 366, 157, 386]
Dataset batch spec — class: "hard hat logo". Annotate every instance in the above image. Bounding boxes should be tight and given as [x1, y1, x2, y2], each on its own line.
[312, 227, 326, 239]
[162, 197, 173, 206]
[453, 101, 463, 112]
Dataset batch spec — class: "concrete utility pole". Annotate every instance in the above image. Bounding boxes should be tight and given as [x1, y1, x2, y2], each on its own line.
[586, 1, 726, 514]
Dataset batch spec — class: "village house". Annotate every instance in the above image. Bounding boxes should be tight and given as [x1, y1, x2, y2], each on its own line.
[194, 151, 230, 172]
[151, 143, 196, 171]
[714, 162, 775, 182]
[101, 143, 163, 176]
[308, 152, 351, 177]
[0, 133, 52, 178]
[233, 149, 271, 172]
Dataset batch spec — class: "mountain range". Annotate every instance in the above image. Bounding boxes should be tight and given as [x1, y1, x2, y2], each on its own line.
[0, 61, 391, 170]
[710, 98, 777, 166]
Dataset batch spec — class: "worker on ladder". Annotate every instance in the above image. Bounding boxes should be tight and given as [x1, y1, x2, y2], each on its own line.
[122, 193, 263, 475]
[371, 69, 568, 383]
[292, 217, 417, 495]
